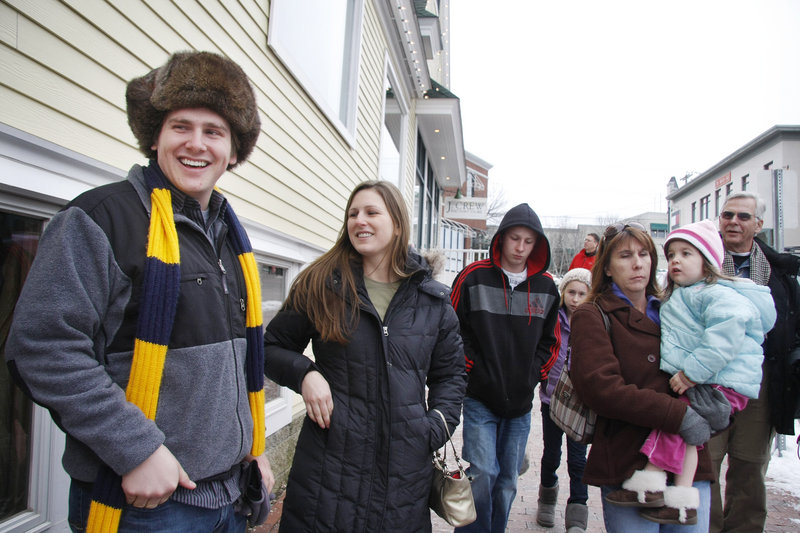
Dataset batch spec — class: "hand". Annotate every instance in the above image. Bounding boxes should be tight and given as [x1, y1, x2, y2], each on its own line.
[678, 406, 711, 446]
[121, 445, 195, 508]
[669, 371, 695, 395]
[301, 370, 333, 429]
[245, 453, 276, 495]
[686, 384, 732, 432]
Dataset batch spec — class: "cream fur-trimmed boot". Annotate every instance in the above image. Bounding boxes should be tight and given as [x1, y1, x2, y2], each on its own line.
[604, 469, 666, 507]
[640, 485, 700, 525]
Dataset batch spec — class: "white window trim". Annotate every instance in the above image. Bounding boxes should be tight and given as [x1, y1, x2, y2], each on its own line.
[379, 53, 409, 188]
[240, 221, 322, 437]
[0, 139, 73, 533]
[0, 406, 70, 533]
[268, 0, 365, 147]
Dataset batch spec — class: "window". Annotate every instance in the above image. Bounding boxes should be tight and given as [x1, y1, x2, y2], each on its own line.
[268, 0, 365, 144]
[650, 223, 668, 239]
[726, 183, 733, 197]
[0, 211, 43, 522]
[378, 68, 405, 187]
[259, 262, 287, 406]
[714, 189, 721, 217]
[741, 174, 750, 191]
[413, 136, 441, 249]
[670, 209, 680, 230]
[700, 195, 710, 220]
[691, 202, 697, 223]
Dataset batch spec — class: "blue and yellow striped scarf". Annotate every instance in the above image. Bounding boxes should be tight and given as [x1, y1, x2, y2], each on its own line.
[86, 165, 265, 532]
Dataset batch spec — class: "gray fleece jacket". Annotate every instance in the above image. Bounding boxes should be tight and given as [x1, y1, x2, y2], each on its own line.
[6, 164, 253, 484]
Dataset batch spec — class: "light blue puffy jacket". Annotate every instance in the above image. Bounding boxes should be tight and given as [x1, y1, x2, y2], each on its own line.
[660, 279, 777, 399]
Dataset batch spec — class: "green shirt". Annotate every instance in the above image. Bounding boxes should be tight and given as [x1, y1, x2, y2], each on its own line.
[364, 276, 401, 321]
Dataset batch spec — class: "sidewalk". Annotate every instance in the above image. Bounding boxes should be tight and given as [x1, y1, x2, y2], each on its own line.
[255, 395, 799, 532]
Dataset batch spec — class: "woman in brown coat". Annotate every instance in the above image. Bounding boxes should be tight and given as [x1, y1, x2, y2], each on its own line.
[569, 223, 713, 531]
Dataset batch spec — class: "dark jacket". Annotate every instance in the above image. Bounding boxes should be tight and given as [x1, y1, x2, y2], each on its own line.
[264, 252, 466, 533]
[450, 203, 560, 418]
[569, 294, 713, 486]
[6, 164, 254, 484]
[756, 238, 800, 434]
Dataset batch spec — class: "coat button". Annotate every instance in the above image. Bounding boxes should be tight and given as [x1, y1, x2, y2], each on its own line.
[647, 354, 657, 363]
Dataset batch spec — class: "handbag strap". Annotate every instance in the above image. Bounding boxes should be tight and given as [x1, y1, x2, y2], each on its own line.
[566, 302, 610, 368]
[593, 301, 611, 333]
[431, 408, 465, 469]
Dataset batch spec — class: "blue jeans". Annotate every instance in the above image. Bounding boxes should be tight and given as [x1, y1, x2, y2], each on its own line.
[68, 480, 246, 533]
[540, 402, 588, 504]
[455, 397, 531, 533]
[601, 481, 711, 533]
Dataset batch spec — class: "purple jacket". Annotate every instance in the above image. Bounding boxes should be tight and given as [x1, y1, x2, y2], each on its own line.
[540, 306, 569, 405]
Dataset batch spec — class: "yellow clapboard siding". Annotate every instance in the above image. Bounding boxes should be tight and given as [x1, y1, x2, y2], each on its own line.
[104, 0, 190, 62]
[8, 0, 153, 77]
[0, 3, 17, 47]
[0, 85, 140, 171]
[15, 16, 127, 108]
[0, 44, 134, 147]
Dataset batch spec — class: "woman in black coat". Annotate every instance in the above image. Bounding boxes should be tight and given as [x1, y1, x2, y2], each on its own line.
[265, 180, 466, 532]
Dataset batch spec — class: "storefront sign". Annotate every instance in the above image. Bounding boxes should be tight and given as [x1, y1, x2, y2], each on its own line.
[444, 197, 487, 220]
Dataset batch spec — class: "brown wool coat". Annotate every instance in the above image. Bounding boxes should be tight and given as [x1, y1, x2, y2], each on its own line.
[569, 293, 714, 486]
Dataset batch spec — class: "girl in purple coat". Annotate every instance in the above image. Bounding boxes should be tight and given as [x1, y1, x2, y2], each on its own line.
[537, 268, 592, 533]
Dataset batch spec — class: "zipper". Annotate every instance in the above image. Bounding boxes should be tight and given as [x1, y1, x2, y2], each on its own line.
[218, 258, 229, 294]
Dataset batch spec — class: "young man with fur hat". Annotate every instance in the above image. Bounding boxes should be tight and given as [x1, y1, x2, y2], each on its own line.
[450, 203, 560, 533]
[6, 51, 274, 531]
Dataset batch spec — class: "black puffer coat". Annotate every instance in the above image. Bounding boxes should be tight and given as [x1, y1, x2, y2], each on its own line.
[264, 253, 466, 532]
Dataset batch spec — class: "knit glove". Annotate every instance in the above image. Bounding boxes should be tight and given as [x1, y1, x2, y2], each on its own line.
[678, 406, 712, 446]
[686, 384, 731, 432]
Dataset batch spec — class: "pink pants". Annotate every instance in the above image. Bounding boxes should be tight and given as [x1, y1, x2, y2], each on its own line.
[640, 385, 748, 474]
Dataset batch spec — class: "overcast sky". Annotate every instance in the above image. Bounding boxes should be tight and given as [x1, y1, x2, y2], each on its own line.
[449, 0, 800, 226]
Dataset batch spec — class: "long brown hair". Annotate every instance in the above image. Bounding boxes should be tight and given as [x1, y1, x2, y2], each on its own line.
[588, 225, 662, 302]
[284, 180, 411, 343]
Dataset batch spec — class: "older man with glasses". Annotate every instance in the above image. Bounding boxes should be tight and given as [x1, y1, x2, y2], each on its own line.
[709, 192, 800, 533]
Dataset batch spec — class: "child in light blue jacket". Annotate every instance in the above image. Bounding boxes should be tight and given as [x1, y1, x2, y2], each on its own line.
[606, 220, 776, 526]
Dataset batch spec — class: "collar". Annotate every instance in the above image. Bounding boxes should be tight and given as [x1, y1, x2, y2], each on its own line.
[611, 282, 661, 325]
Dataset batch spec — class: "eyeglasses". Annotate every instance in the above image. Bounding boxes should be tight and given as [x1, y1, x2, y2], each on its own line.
[603, 222, 646, 240]
[720, 211, 755, 222]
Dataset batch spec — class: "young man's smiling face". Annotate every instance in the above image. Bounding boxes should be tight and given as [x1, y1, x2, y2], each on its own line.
[153, 107, 237, 209]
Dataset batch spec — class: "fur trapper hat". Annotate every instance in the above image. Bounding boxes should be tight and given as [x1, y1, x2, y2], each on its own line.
[126, 51, 260, 169]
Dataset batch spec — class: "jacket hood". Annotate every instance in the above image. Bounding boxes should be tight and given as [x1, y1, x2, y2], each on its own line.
[490, 203, 551, 275]
[717, 278, 777, 333]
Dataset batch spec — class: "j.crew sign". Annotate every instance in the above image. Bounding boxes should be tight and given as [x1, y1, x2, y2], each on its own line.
[445, 197, 487, 219]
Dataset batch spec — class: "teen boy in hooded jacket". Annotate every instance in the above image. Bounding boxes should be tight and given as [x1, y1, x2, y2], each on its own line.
[450, 203, 560, 533]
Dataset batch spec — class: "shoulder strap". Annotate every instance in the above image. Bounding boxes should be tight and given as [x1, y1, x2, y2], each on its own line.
[593, 301, 611, 333]
[566, 301, 610, 367]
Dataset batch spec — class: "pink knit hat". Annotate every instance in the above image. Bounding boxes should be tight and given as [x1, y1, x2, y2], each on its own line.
[664, 219, 724, 270]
